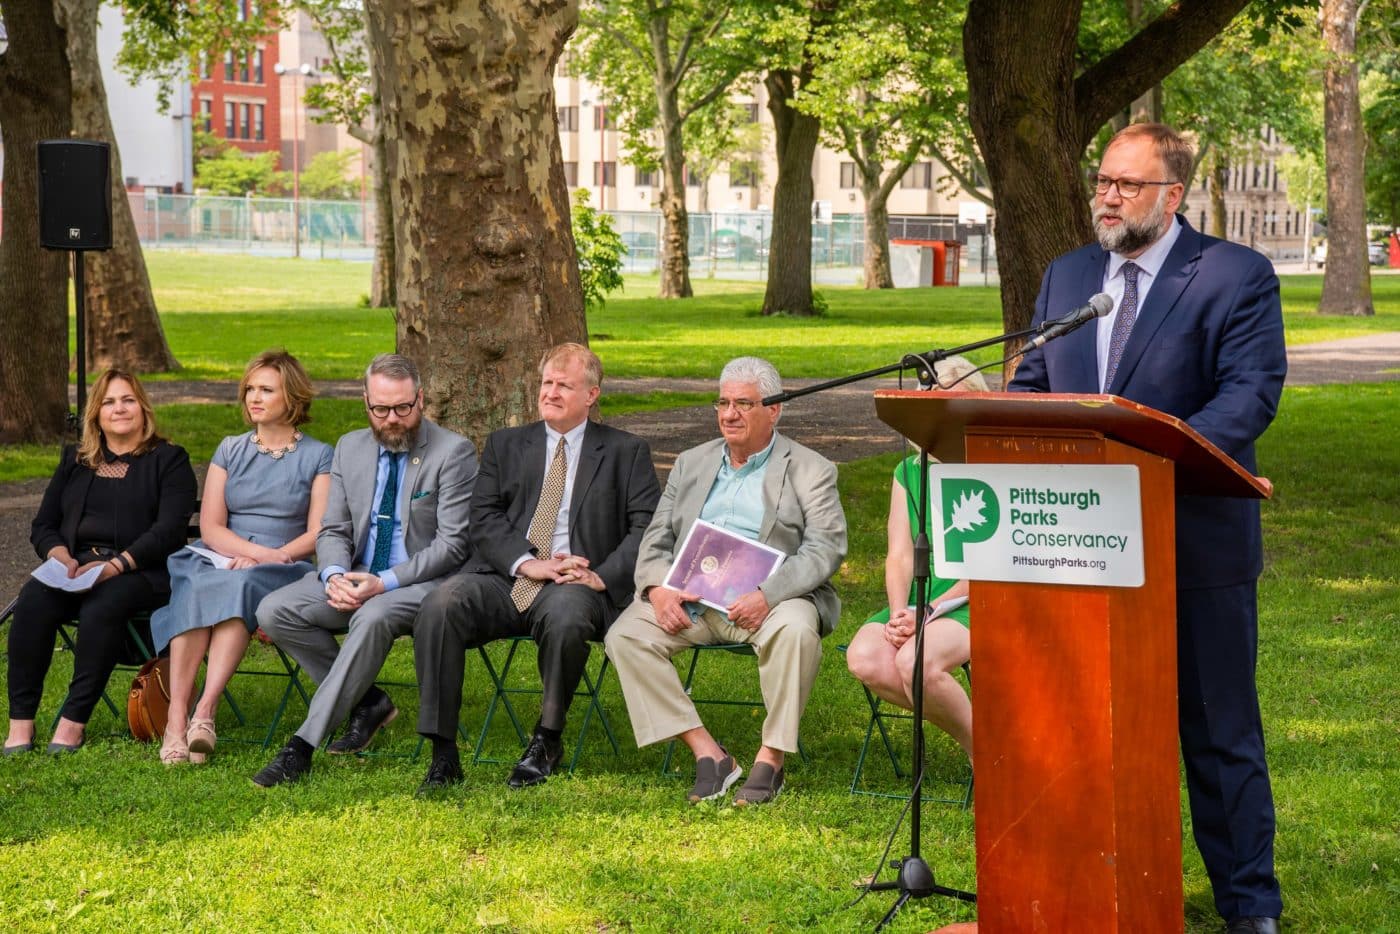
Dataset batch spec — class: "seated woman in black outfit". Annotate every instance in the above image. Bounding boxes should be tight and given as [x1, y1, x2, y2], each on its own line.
[3, 369, 196, 754]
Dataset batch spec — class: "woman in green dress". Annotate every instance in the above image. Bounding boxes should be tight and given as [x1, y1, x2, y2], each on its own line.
[844, 358, 987, 759]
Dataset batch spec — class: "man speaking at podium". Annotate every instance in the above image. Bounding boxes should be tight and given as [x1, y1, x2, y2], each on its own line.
[1009, 123, 1287, 934]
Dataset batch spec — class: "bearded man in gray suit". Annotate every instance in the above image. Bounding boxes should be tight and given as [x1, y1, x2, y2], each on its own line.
[606, 357, 847, 806]
[253, 353, 477, 786]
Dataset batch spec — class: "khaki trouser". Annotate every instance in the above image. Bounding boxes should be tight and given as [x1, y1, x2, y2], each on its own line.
[604, 596, 822, 753]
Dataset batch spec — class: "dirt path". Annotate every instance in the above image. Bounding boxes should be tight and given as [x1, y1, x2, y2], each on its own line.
[5, 333, 1397, 601]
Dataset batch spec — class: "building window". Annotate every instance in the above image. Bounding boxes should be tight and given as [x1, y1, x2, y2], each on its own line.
[593, 161, 617, 187]
[900, 162, 933, 189]
[198, 52, 211, 80]
[238, 56, 249, 84]
[254, 49, 264, 84]
[593, 106, 616, 131]
[239, 103, 250, 140]
[556, 51, 576, 77]
[557, 106, 578, 132]
[224, 101, 236, 137]
[730, 161, 759, 188]
[684, 167, 703, 187]
[839, 161, 857, 189]
[199, 98, 213, 133]
[563, 162, 578, 186]
[224, 50, 235, 81]
[253, 104, 264, 141]
[636, 168, 658, 187]
[744, 102, 760, 123]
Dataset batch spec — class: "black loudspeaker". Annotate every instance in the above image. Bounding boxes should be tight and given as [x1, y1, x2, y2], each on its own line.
[37, 139, 113, 251]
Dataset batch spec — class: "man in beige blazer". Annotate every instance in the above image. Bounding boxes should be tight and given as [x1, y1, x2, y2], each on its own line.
[606, 356, 847, 806]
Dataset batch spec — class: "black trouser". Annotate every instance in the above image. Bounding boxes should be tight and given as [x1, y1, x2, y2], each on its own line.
[414, 571, 609, 739]
[7, 575, 162, 724]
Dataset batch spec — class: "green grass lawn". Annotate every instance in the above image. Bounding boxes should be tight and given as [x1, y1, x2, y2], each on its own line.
[0, 383, 1395, 931]
[112, 253, 1400, 382]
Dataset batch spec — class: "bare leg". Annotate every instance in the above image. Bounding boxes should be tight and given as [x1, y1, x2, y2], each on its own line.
[679, 726, 725, 761]
[754, 744, 785, 769]
[6, 719, 36, 747]
[895, 618, 972, 758]
[167, 627, 213, 740]
[846, 622, 913, 709]
[51, 716, 86, 746]
[192, 618, 251, 721]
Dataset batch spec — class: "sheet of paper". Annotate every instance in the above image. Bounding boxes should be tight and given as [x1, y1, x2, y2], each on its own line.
[30, 557, 104, 593]
[185, 545, 235, 570]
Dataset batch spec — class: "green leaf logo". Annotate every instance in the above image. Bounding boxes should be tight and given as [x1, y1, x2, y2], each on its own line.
[941, 478, 999, 561]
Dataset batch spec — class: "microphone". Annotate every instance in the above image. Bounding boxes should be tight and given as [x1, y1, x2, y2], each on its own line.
[1020, 293, 1114, 353]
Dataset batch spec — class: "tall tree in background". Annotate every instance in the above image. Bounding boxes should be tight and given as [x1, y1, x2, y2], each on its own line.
[366, 0, 586, 442]
[58, 0, 180, 373]
[963, 0, 1256, 346]
[576, 0, 752, 299]
[799, 0, 965, 289]
[0, 0, 73, 442]
[757, 0, 834, 316]
[1319, 0, 1375, 315]
[297, 0, 395, 308]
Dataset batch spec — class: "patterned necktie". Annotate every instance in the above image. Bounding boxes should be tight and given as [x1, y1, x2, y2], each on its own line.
[1103, 261, 1141, 391]
[369, 453, 399, 574]
[511, 437, 568, 612]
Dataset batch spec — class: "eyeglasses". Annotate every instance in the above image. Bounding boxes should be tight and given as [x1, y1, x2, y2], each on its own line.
[1092, 175, 1177, 199]
[712, 398, 759, 412]
[366, 399, 418, 419]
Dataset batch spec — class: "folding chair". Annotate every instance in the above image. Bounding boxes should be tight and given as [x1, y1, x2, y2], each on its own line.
[471, 635, 618, 774]
[839, 643, 973, 808]
[659, 641, 809, 776]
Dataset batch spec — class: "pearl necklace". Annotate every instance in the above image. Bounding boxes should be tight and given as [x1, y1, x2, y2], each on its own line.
[253, 430, 302, 459]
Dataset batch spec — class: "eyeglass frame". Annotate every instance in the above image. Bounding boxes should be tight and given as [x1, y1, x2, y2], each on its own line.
[712, 397, 762, 413]
[1092, 174, 1180, 199]
[365, 398, 419, 419]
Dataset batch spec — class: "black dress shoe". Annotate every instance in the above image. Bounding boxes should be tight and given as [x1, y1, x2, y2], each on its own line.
[252, 741, 312, 787]
[416, 754, 464, 796]
[507, 732, 563, 788]
[1226, 918, 1279, 934]
[327, 692, 398, 755]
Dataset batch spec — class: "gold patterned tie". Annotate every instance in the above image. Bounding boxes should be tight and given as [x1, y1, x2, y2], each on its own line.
[510, 437, 568, 612]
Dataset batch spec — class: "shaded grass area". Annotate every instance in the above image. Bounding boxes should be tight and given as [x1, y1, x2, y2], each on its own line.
[1, 385, 1396, 931]
[0, 393, 711, 485]
[104, 253, 1400, 382]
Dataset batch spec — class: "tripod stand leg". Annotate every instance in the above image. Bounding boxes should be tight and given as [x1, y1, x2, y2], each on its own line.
[874, 890, 911, 932]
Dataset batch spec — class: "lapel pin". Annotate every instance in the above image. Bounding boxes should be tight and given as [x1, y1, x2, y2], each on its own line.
[412, 457, 421, 465]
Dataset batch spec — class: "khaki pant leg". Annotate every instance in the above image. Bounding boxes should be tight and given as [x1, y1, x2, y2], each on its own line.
[604, 598, 715, 747]
[742, 598, 823, 754]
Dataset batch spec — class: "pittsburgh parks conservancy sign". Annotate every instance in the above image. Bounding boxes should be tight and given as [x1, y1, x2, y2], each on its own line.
[930, 464, 1145, 588]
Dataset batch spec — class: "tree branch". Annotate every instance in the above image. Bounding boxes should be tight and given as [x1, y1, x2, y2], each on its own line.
[1074, 0, 1251, 147]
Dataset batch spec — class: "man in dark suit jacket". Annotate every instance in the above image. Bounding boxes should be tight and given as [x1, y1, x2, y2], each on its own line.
[413, 343, 660, 792]
[1009, 124, 1287, 934]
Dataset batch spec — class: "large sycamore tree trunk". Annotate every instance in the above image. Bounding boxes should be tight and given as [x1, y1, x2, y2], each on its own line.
[762, 68, 820, 316]
[0, 0, 73, 443]
[59, 0, 179, 372]
[366, 0, 586, 444]
[651, 19, 693, 299]
[963, 0, 1251, 378]
[1318, 0, 1374, 316]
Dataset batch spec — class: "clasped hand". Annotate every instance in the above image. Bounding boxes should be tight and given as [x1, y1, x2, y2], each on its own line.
[325, 571, 386, 611]
[883, 607, 918, 648]
[518, 553, 605, 592]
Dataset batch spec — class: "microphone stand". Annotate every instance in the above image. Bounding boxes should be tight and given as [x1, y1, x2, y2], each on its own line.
[766, 332, 1038, 930]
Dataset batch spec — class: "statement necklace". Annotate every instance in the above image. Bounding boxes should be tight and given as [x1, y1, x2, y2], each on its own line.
[253, 430, 302, 459]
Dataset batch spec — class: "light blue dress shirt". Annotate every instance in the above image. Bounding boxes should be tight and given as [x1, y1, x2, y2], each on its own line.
[321, 448, 409, 591]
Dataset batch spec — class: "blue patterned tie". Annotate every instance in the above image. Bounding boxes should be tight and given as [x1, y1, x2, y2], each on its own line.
[370, 453, 399, 574]
[1103, 261, 1140, 391]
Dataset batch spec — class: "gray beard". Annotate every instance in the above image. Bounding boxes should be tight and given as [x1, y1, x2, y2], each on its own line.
[372, 422, 418, 453]
[1094, 189, 1168, 255]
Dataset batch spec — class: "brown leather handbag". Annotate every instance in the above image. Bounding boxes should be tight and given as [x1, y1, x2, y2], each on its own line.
[127, 657, 172, 742]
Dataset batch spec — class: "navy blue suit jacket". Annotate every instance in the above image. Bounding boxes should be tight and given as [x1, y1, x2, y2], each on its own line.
[1008, 216, 1286, 589]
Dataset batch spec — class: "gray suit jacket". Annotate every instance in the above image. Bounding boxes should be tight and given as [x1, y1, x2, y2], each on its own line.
[317, 418, 478, 587]
[633, 432, 847, 635]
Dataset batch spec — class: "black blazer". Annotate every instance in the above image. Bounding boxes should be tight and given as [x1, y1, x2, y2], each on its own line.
[30, 441, 198, 594]
[464, 420, 661, 620]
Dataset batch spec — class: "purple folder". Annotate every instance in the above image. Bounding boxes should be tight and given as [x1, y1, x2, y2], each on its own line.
[663, 519, 787, 613]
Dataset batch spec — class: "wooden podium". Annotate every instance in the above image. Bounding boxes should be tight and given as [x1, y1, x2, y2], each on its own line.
[874, 391, 1270, 933]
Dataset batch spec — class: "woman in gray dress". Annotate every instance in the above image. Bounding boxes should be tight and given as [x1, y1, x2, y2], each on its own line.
[151, 350, 332, 764]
